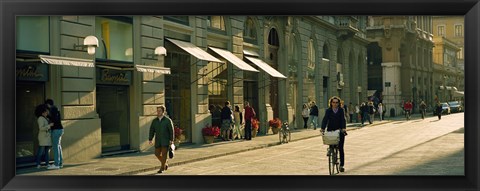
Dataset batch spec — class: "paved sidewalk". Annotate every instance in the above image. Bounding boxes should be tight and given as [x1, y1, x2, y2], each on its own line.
[17, 114, 416, 176]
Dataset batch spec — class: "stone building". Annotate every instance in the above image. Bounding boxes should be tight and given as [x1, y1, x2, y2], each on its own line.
[432, 16, 465, 101]
[366, 16, 435, 115]
[15, 16, 369, 165]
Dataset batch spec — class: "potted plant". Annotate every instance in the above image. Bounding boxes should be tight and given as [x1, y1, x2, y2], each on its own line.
[269, 118, 282, 134]
[202, 124, 220, 144]
[174, 126, 184, 148]
[251, 118, 260, 137]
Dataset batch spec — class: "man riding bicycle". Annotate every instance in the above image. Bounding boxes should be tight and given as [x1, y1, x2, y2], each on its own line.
[320, 96, 347, 172]
[403, 100, 413, 120]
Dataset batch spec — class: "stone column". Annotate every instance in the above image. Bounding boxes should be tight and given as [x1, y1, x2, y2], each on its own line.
[379, 33, 403, 117]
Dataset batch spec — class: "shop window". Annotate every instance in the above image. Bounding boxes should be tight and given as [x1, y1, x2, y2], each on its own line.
[95, 17, 133, 62]
[16, 16, 49, 53]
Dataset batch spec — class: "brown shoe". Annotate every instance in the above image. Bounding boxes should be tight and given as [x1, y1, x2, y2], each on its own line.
[157, 169, 163, 173]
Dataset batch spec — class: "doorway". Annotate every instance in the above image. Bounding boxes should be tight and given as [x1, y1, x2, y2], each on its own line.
[16, 82, 45, 164]
[96, 85, 130, 152]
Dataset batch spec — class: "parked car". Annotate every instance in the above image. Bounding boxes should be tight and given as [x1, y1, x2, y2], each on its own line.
[448, 101, 463, 113]
[434, 102, 451, 115]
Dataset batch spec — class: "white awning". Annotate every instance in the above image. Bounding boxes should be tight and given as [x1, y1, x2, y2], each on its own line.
[166, 38, 222, 63]
[208, 47, 259, 72]
[245, 56, 287, 78]
[39, 55, 94, 67]
[136, 65, 171, 74]
[454, 91, 464, 95]
[243, 49, 260, 57]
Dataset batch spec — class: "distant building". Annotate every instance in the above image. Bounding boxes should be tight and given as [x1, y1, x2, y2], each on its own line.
[366, 16, 434, 115]
[432, 16, 465, 101]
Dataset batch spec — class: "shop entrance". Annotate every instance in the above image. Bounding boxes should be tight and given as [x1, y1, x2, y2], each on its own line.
[16, 82, 45, 164]
[164, 50, 192, 143]
[96, 85, 130, 152]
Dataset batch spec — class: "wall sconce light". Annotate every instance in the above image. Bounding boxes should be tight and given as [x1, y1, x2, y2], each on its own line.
[74, 36, 99, 55]
[146, 46, 167, 59]
[125, 48, 133, 56]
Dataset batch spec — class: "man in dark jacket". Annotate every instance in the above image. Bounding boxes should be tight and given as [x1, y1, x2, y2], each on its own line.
[45, 99, 64, 170]
[321, 96, 347, 172]
[149, 105, 174, 173]
[309, 101, 319, 130]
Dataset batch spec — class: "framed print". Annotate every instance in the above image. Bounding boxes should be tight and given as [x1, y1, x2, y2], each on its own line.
[1, 0, 479, 190]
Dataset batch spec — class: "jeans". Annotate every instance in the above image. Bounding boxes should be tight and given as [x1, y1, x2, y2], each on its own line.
[35, 146, 51, 166]
[309, 115, 318, 129]
[51, 129, 64, 166]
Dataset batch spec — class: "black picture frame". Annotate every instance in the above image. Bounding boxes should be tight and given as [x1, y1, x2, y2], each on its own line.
[1, 0, 478, 190]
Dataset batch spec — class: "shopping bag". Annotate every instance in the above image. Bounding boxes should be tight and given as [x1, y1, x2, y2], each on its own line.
[168, 144, 175, 159]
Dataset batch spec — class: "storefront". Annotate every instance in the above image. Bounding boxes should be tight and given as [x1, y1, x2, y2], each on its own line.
[16, 61, 48, 164]
[96, 67, 132, 152]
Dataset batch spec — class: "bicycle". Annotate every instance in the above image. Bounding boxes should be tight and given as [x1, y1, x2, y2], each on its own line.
[405, 110, 411, 120]
[321, 129, 340, 175]
[279, 121, 291, 144]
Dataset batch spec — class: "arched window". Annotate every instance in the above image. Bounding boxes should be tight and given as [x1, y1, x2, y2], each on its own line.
[268, 28, 279, 46]
[244, 17, 257, 40]
[323, 44, 329, 59]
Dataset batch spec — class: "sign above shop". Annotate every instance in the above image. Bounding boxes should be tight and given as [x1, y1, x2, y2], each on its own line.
[96, 68, 132, 85]
[16, 62, 48, 82]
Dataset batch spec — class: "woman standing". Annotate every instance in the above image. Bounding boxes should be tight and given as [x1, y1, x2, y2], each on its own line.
[302, 103, 310, 129]
[35, 104, 54, 169]
[378, 103, 384, 121]
[320, 96, 347, 172]
[232, 105, 243, 140]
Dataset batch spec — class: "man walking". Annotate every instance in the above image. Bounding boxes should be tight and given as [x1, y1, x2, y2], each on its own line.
[45, 99, 64, 170]
[149, 105, 174, 173]
[244, 101, 256, 140]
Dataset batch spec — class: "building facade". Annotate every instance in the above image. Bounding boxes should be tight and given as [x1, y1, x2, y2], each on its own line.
[16, 16, 371, 164]
[432, 16, 465, 101]
[366, 16, 435, 115]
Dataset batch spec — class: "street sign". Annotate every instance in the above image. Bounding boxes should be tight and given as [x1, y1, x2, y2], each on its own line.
[385, 82, 391, 87]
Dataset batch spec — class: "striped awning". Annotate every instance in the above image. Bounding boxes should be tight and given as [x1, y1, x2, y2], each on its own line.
[244, 56, 287, 79]
[136, 65, 171, 74]
[39, 55, 94, 67]
[209, 47, 259, 72]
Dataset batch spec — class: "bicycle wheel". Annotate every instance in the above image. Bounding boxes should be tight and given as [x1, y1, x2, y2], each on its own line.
[328, 145, 337, 175]
[328, 147, 334, 175]
[334, 147, 340, 173]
